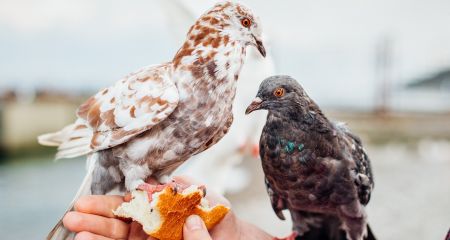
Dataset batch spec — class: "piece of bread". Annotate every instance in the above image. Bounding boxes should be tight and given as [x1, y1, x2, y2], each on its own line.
[113, 185, 230, 240]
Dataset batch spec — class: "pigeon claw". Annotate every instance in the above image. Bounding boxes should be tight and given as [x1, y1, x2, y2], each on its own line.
[198, 185, 207, 197]
[136, 181, 200, 202]
[137, 183, 167, 202]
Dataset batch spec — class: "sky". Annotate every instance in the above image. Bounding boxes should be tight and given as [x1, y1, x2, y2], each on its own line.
[1, 0, 450, 109]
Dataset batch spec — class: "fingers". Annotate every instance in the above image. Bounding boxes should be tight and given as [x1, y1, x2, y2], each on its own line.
[209, 211, 238, 237]
[74, 231, 113, 240]
[63, 211, 129, 239]
[124, 192, 133, 202]
[74, 195, 124, 218]
[70, 195, 155, 240]
[183, 215, 212, 240]
[128, 222, 155, 240]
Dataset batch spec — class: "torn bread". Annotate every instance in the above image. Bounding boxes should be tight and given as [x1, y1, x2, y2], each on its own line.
[113, 185, 230, 240]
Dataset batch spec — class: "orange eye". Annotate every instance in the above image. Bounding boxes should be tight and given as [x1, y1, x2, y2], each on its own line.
[274, 88, 285, 97]
[241, 17, 251, 28]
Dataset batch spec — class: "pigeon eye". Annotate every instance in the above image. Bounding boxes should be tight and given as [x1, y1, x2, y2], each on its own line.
[241, 17, 251, 28]
[274, 88, 285, 97]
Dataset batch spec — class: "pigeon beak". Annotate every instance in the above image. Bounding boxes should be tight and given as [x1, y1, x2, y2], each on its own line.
[253, 35, 266, 58]
[245, 97, 263, 115]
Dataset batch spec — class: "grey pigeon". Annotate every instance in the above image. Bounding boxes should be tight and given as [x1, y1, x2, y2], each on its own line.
[245, 75, 375, 240]
[38, 2, 266, 239]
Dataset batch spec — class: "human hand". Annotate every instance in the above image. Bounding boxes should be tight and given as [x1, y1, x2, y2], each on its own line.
[62, 176, 273, 240]
[62, 194, 153, 240]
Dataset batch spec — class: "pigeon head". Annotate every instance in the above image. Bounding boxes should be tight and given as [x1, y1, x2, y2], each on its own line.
[218, 1, 265, 57]
[190, 1, 265, 57]
[245, 75, 315, 115]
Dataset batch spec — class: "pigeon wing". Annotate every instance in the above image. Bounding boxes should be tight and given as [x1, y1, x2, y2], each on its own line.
[348, 136, 374, 205]
[265, 178, 287, 220]
[76, 63, 179, 151]
[335, 122, 374, 205]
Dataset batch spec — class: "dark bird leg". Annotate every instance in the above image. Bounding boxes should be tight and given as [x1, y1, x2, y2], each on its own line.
[291, 211, 349, 240]
[290, 211, 323, 237]
[298, 226, 347, 240]
[365, 224, 376, 240]
[338, 208, 367, 240]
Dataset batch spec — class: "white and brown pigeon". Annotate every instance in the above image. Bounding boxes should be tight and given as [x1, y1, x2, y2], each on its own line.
[38, 1, 266, 239]
[246, 76, 375, 240]
[159, 0, 275, 194]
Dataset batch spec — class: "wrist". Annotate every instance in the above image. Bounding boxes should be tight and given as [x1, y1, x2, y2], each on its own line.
[237, 218, 274, 240]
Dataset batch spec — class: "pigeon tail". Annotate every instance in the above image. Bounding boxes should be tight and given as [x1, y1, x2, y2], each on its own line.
[38, 124, 75, 147]
[38, 120, 92, 160]
[46, 220, 73, 240]
[47, 153, 97, 240]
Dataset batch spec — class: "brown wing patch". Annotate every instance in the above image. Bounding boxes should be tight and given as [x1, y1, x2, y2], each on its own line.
[136, 96, 168, 111]
[130, 106, 136, 118]
[74, 124, 87, 130]
[90, 132, 102, 149]
[112, 128, 140, 141]
[137, 74, 153, 82]
[87, 102, 101, 129]
[77, 96, 96, 119]
[76, 63, 178, 151]
[100, 109, 116, 128]
[69, 136, 83, 141]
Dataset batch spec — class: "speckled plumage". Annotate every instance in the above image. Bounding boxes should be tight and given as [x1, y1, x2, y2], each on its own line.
[246, 76, 375, 240]
[39, 2, 265, 239]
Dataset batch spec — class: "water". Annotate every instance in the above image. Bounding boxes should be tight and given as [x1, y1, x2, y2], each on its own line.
[0, 157, 85, 240]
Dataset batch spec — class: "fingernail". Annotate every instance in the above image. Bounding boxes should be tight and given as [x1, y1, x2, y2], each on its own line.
[186, 215, 203, 230]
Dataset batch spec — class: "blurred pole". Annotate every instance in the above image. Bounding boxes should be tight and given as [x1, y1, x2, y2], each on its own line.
[0, 100, 5, 160]
[375, 37, 393, 115]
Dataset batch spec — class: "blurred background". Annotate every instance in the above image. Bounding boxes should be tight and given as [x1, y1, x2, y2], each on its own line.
[0, 0, 449, 239]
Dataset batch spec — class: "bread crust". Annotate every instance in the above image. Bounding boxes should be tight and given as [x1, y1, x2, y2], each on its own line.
[152, 187, 229, 240]
[114, 186, 230, 240]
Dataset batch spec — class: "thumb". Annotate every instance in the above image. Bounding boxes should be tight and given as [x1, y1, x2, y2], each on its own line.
[183, 215, 212, 240]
